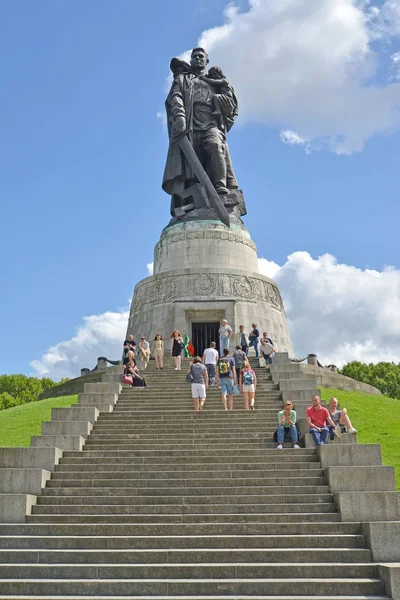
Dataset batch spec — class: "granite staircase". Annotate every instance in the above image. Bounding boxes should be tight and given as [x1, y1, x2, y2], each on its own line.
[0, 357, 392, 599]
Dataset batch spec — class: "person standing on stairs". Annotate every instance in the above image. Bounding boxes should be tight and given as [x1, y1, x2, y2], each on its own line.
[306, 395, 336, 446]
[216, 347, 237, 411]
[248, 323, 260, 358]
[170, 329, 184, 370]
[276, 400, 300, 449]
[188, 356, 209, 411]
[218, 319, 232, 354]
[152, 334, 165, 370]
[328, 397, 357, 439]
[235, 325, 249, 354]
[239, 358, 257, 410]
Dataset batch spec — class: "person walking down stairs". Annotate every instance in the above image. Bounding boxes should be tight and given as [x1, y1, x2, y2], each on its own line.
[170, 330, 184, 370]
[151, 334, 165, 370]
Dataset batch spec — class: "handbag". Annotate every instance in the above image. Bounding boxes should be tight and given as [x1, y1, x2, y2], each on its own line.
[122, 375, 133, 385]
[186, 373, 193, 384]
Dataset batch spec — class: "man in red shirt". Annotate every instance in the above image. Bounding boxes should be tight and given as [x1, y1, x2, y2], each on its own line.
[306, 395, 336, 446]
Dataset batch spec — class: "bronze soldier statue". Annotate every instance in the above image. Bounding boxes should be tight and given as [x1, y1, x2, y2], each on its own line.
[162, 47, 246, 227]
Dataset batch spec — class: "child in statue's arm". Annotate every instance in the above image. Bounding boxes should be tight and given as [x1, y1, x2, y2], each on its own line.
[200, 66, 230, 126]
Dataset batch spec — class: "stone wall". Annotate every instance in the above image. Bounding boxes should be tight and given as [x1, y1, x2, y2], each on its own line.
[299, 363, 382, 395]
[39, 371, 104, 400]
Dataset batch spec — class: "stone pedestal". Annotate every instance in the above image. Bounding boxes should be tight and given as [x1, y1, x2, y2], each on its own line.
[127, 220, 293, 354]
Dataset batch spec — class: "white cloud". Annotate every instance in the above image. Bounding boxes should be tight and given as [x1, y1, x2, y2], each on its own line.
[391, 50, 400, 79]
[258, 251, 400, 367]
[280, 130, 312, 153]
[156, 111, 167, 128]
[147, 262, 154, 276]
[192, 0, 400, 154]
[30, 309, 129, 380]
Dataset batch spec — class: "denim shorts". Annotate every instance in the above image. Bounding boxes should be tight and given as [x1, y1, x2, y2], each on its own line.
[220, 378, 234, 395]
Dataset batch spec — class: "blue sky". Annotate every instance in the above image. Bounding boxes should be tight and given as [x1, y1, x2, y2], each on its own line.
[1, 0, 400, 378]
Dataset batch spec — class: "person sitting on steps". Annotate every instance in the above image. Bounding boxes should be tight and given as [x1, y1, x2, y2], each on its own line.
[306, 395, 336, 447]
[216, 348, 237, 411]
[328, 397, 357, 439]
[124, 359, 146, 387]
[276, 400, 300, 449]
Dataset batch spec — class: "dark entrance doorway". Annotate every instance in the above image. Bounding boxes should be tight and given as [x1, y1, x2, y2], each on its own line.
[192, 322, 220, 357]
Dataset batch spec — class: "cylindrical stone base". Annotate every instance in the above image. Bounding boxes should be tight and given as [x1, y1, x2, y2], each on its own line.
[127, 220, 293, 355]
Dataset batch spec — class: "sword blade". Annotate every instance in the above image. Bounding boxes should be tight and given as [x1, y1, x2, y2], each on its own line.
[178, 136, 230, 228]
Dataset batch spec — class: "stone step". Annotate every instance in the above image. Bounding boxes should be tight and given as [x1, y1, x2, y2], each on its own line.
[0, 596, 389, 600]
[54, 461, 322, 473]
[0, 577, 385, 596]
[90, 424, 282, 433]
[0, 548, 372, 565]
[42, 485, 330, 496]
[86, 432, 283, 441]
[63, 449, 316, 459]
[36, 493, 334, 506]
[0, 522, 362, 537]
[47, 477, 327, 488]
[81, 443, 290, 451]
[0, 562, 377, 580]
[58, 456, 319, 466]
[31, 502, 338, 515]
[26, 512, 342, 524]
[0, 533, 367, 550]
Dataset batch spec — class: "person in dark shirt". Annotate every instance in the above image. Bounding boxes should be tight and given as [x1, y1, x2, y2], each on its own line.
[248, 323, 260, 358]
[124, 335, 137, 350]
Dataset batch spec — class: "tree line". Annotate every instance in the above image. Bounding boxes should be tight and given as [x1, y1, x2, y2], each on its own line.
[0, 375, 68, 411]
[340, 361, 400, 399]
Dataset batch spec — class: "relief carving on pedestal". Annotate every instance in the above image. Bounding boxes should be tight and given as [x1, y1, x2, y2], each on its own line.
[132, 273, 284, 312]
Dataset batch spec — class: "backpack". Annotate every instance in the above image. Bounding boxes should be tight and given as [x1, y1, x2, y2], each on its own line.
[243, 369, 254, 385]
[218, 358, 231, 377]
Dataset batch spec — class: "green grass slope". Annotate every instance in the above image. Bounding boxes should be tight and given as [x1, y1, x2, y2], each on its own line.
[0, 395, 78, 447]
[321, 388, 400, 490]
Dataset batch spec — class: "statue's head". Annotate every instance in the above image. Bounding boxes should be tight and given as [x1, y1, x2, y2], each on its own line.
[190, 47, 209, 71]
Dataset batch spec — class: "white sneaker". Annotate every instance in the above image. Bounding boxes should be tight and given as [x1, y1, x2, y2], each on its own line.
[174, 367, 178, 370]
[276, 444, 283, 450]
[334, 426, 342, 438]
[347, 427, 357, 434]
[293, 443, 301, 449]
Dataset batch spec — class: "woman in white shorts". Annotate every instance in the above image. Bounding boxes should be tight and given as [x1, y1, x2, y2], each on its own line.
[188, 356, 209, 411]
[239, 359, 257, 410]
